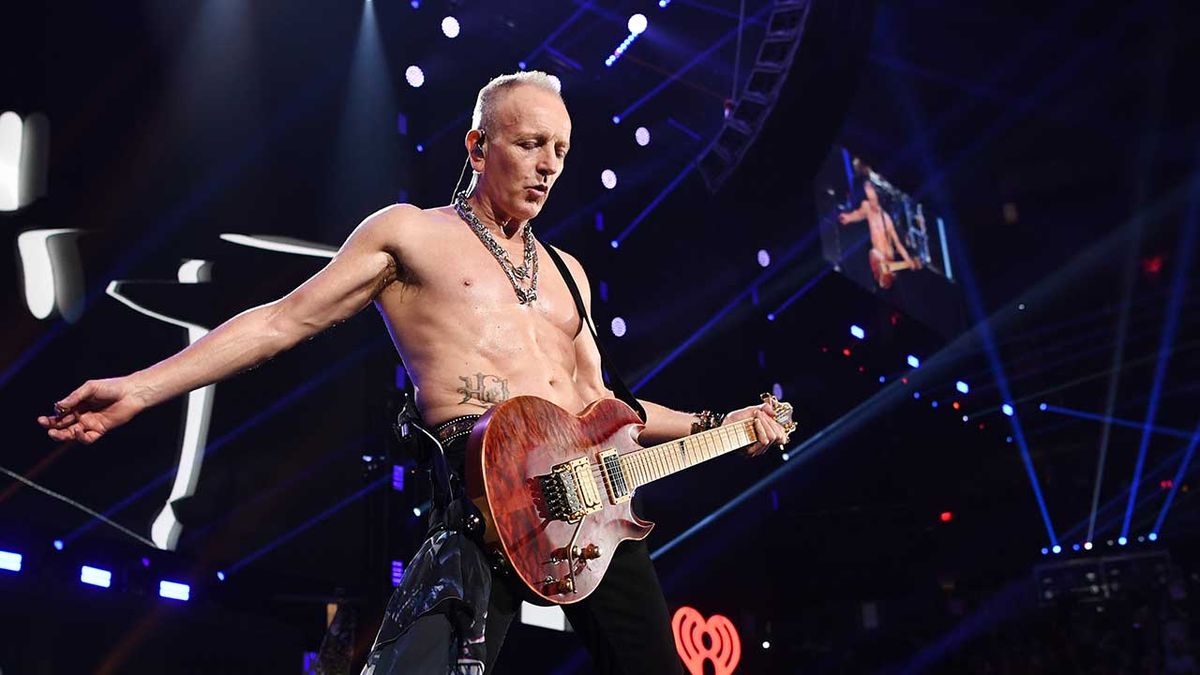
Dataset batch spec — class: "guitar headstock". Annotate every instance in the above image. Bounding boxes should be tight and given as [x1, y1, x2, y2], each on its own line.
[761, 393, 797, 433]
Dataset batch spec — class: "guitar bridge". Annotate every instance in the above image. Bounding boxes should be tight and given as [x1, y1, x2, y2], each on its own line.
[539, 457, 603, 522]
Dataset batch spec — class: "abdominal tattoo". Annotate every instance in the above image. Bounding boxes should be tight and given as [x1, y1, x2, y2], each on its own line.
[456, 372, 511, 409]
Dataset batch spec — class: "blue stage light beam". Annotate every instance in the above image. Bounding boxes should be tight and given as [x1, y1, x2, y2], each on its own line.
[616, 5, 771, 121]
[1042, 404, 1195, 442]
[881, 18, 1058, 549]
[1087, 52, 1167, 541]
[520, 3, 593, 68]
[611, 160, 696, 246]
[630, 227, 824, 391]
[227, 475, 388, 575]
[1152, 422, 1200, 537]
[1125, 173, 1200, 538]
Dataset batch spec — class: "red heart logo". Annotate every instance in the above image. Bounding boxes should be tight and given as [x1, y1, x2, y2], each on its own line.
[671, 606, 742, 675]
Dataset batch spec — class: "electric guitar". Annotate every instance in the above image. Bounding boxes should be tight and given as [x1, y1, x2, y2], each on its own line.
[464, 394, 796, 605]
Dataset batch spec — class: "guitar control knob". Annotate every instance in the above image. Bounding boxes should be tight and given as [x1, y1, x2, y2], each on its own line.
[556, 577, 575, 594]
[582, 544, 602, 559]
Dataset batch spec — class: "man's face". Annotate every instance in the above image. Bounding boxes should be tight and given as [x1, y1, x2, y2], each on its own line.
[480, 85, 572, 222]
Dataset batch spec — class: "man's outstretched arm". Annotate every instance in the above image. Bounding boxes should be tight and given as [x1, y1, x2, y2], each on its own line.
[37, 204, 415, 444]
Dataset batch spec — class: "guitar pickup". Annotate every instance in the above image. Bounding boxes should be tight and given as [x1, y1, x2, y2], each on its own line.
[539, 457, 603, 522]
[597, 449, 632, 503]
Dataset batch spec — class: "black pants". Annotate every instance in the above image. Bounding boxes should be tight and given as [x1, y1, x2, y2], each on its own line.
[441, 431, 683, 675]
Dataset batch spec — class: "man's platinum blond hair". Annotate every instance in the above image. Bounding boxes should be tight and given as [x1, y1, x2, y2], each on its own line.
[470, 71, 563, 134]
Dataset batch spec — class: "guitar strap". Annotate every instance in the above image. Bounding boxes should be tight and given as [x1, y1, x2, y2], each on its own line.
[543, 244, 648, 423]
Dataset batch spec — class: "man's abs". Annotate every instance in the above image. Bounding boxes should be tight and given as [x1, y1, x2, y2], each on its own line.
[369, 207, 609, 426]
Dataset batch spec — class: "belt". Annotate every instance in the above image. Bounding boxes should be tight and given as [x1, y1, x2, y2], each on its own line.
[432, 414, 482, 444]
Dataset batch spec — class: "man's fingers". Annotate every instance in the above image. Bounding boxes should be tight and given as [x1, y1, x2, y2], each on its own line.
[57, 381, 94, 412]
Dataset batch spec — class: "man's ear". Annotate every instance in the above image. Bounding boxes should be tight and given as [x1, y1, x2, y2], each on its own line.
[466, 129, 486, 173]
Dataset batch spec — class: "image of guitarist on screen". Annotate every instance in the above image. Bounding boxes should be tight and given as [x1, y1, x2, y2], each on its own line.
[37, 71, 792, 674]
[839, 179, 922, 289]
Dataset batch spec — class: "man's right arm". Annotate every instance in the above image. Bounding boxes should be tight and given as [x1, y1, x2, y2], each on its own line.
[39, 204, 414, 444]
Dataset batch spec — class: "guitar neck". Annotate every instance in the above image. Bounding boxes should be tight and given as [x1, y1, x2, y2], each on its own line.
[619, 420, 759, 489]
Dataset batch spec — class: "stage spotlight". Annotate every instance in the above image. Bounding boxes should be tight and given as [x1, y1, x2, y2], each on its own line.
[939, 511, 953, 523]
[80, 566, 112, 588]
[159, 580, 191, 601]
[781, 452, 790, 461]
[1084, 542, 1093, 550]
[1039, 402, 1048, 411]
[1002, 404, 1014, 417]
[956, 380, 969, 394]
[405, 65, 425, 88]
[1018, 303, 1026, 310]
[913, 391, 921, 399]
[415, 144, 424, 153]
[1117, 536, 1127, 546]
[0, 550, 21, 572]
[659, 0, 671, 6]
[216, 571, 226, 581]
[762, 641, 771, 649]
[601, 169, 617, 189]
[628, 13, 648, 34]
[1006, 436, 1013, 443]
[410, 0, 419, 8]
[1072, 544, 1080, 551]
[931, 400, 939, 408]
[1149, 533, 1158, 542]
[610, 240, 619, 249]
[518, 61, 527, 70]
[878, 375, 886, 384]
[413, 506, 422, 517]
[961, 415, 969, 422]
[441, 16, 460, 38]
[635, 126, 651, 146]
[1040, 548, 1048, 555]
[611, 317, 627, 337]
[1051, 545, 1061, 554]
[907, 354, 920, 368]
[53, 540, 63, 551]
[392, 560, 405, 586]
[766, 313, 775, 321]
[849, 324, 865, 340]
[754, 250, 771, 268]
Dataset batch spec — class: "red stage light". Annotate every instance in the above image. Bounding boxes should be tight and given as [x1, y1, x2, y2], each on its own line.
[1143, 255, 1164, 275]
[901, 377, 908, 384]
[952, 401, 960, 410]
[940, 511, 953, 523]
[842, 348, 851, 357]
[1161, 479, 1174, 490]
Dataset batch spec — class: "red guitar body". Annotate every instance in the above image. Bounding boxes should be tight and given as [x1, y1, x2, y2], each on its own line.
[464, 396, 653, 605]
[869, 248, 896, 289]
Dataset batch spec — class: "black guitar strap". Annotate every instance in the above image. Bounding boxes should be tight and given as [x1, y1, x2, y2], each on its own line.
[544, 244, 648, 423]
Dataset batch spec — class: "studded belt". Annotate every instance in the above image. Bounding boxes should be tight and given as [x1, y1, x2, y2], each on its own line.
[432, 414, 483, 445]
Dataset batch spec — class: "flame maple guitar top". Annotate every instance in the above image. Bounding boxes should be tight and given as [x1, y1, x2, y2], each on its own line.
[464, 396, 654, 605]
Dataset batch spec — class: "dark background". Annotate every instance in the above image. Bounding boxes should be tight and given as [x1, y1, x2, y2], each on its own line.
[2, 0, 1198, 672]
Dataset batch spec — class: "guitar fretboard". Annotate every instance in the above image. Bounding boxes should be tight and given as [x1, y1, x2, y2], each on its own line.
[617, 420, 759, 489]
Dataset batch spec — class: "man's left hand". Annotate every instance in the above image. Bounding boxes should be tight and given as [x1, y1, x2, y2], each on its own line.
[723, 399, 789, 457]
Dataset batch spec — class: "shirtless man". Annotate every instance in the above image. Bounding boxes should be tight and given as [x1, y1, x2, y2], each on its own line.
[37, 71, 789, 673]
[839, 179, 920, 288]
